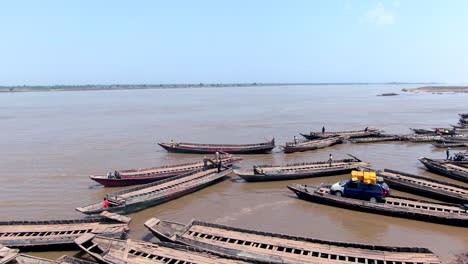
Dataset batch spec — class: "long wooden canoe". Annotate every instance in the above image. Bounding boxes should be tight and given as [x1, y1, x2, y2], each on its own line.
[158, 139, 275, 154]
[90, 154, 242, 187]
[0, 212, 130, 250]
[75, 234, 261, 264]
[288, 184, 468, 227]
[410, 128, 438, 135]
[77, 167, 232, 215]
[378, 169, 468, 204]
[459, 113, 468, 118]
[144, 218, 441, 264]
[300, 128, 383, 140]
[432, 141, 468, 148]
[234, 156, 369, 182]
[349, 134, 401, 143]
[4, 254, 97, 264]
[418, 157, 468, 183]
[280, 136, 344, 153]
[400, 134, 444, 142]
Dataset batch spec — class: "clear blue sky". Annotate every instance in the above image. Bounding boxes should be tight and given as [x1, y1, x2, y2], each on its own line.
[1, 0, 467, 85]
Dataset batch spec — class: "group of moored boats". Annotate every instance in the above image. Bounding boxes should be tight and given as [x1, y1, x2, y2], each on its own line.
[4, 114, 468, 264]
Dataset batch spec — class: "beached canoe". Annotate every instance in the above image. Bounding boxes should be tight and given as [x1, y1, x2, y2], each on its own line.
[144, 218, 441, 264]
[378, 169, 468, 204]
[75, 234, 257, 264]
[348, 134, 401, 143]
[418, 157, 468, 183]
[90, 154, 242, 187]
[300, 128, 383, 140]
[0, 212, 130, 250]
[280, 136, 344, 153]
[234, 156, 368, 182]
[288, 184, 468, 227]
[158, 139, 275, 154]
[76, 167, 232, 215]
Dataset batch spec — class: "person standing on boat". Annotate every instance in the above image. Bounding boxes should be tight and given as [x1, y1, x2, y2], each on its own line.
[103, 198, 109, 209]
[170, 139, 174, 147]
[364, 127, 368, 132]
[446, 148, 451, 160]
[217, 160, 222, 172]
[328, 154, 333, 166]
[322, 126, 325, 133]
[215, 151, 220, 161]
[294, 136, 298, 145]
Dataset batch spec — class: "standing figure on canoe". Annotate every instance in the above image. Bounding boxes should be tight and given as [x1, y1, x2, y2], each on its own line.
[328, 153, 333, 166]
[322, 126, 326, 133]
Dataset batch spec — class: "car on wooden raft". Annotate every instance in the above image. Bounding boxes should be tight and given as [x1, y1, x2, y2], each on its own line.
[330, 171, 390, 202]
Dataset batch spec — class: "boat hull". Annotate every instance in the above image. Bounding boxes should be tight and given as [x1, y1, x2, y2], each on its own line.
[288, 185, 468, 227]
[418, 158, 468, 183]
[236, 167, 357, 182]
[159, 143, 275, 154]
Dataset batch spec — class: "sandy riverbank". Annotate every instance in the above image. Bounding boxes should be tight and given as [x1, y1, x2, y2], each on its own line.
[403, 86, 468, 93]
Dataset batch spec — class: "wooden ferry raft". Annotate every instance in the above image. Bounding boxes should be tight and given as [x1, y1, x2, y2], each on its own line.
[0, 212, 129, 250]
[288, 184, 468, 227]
[348, 134, 401, 143]
[280, 136, 343, 153]
[75, 234, 260, 264]
[158, 139, 275, 154]
[90, 153, 241, 187]
[377, 169, 468, 204]
[300, 128, 383, 140]
[145, 218, 441, 264]
[234, 156, 369, 182]
[418, 158, 468, 183]
[77, 167, 232, 215]
[0, 244, 18, 264]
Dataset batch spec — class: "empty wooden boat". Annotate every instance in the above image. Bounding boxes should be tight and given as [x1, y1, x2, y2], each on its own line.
[77, 167, 232, 215]
[144, 218, 441, 264]
[90, 154, 242, 187]
[0, 244, 19, 264]
[288, 184, 468, 227]
[158, 139, 275, 154]
[300, 128, 383, 140]
[410, 128, 438, 135]
[349, 134, 401, 143]
[0, 212, 130, 250]
[418, 157, 468, 183]
[280, 136, 343, 153]
[5, 254, 97, 264]
[75, 234, 258, 264]
[432, 141, 468, 148]
[377, 169, 468, 204]
[234, 156, 369, 182]
[400, 134, 444, 142]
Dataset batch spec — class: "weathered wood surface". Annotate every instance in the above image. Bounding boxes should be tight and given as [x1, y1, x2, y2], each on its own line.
[75, 234, 259, 264]
[300, 128, 383, 140]
[77, 168, 232, 215]
[0, 244, 19, 264]
[378, 169, 468, 203]
[281, 136, 343, 153]
[144, 218, 441, 264]
[234, 157, 369, 182]
[349, 135, 401, 143]
[0, 213, 129, 249]
[158, 139, 275, 154]
[6, 254, 97, 264]
[418, 158, 468, 183]
[288, 184, 468, 227]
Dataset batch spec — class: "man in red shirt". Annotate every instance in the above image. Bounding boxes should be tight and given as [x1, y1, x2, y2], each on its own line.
[103, 198, 110, 209]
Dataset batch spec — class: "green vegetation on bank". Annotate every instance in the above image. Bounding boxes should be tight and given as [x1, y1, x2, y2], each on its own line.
[0, 82, 437, 93]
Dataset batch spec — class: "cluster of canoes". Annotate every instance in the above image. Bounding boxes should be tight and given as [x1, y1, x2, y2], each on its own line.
[3, 115, 468, 264]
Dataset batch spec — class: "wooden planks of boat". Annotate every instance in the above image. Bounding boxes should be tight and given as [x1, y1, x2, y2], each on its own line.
[410, 128, 438, 135]
[234, 155, 369, 182]
[158, 139, 275, 154]
[400, 134, 444, 142]
[0, 244, 19, 264]
[418, 157, 468, 183]
[90, 153, 242, 187]
[77, 167, 233, 215]
[5, 254, 97, 264]
[144, 218, 441, 264]
[300, 128, 383, 140]
[432, 141, 468, 148]
[75, 234, 262, 264]
[349, 134, 401, 143]
[0, 212, 129, 250]
[280, 136, 344, 153]
[288, 184, 468, 227]
[378, 169, 468, 204]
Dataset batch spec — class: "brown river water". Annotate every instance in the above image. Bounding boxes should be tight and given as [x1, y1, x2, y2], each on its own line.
[0, 84, 467, 262]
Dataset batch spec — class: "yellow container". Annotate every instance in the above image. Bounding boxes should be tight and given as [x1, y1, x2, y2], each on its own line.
[351, 170, 364, 181]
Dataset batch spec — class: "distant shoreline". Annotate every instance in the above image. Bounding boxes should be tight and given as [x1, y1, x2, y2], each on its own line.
[402, 86, 468, 93]
[0, 82, 437, 93]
